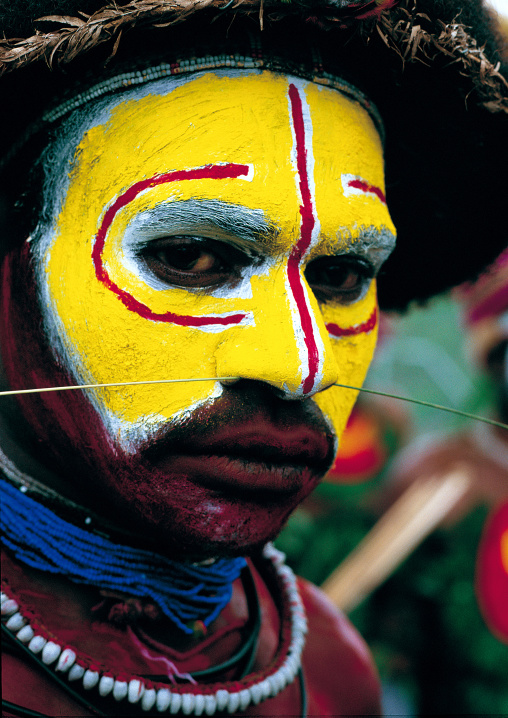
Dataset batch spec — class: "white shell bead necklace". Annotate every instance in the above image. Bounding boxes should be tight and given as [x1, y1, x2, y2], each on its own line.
[1, 543, 307, 715]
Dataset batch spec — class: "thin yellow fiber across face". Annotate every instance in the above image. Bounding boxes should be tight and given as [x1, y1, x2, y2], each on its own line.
[43, 71, 391, 447]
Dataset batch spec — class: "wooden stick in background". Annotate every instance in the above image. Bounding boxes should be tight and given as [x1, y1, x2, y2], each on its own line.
[321, 466, 473, 613]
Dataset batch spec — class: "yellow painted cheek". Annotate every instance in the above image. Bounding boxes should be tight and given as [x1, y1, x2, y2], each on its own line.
[87, 325, 220, 423]
[313, 329, 377, 446]
[46, 259, 225, 422]
[313, 282, 378, 445]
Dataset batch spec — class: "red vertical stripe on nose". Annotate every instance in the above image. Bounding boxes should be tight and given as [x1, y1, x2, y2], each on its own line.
[288, 83, 320, 395]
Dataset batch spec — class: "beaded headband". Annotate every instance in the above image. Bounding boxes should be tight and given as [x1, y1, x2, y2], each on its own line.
[44, 54, 384, 134]
[3, 45, 384, 170]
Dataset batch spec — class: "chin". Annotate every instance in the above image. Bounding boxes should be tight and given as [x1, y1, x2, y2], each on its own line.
[92, 457, 319, 560]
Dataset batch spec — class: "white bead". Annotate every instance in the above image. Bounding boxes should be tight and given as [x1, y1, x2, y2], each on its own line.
[278, 669, 288, 691]
[83, 670, 99, 690]
[141, 688, 157, 711]
[284, 655, 296, 672]
[226, 692, 240, 714]
[1, 599, 19, 616]
[249, 683, 264, 705]
[16, 625, 34, 644]
[56, 648, 76, 672]
[238, 689, 251, 711]
[68, 664, 85, 681]
[194, 694, 205, 716]
[281, 663, 295, 684]
[181, 693, 195, 715]
[267, 673, 280, 696]
[293, 616, 307, 633]
[128, 679, 145, 704]
[113, 680, 128, 701]
[287, 589, 300, 603]
[291, 636, 305, 653]
[5, 612, 25, 631]
[41, 641, 62, 665]
[28, 635, 47, 654]
[156, 688, 172, 712]
[1, 592, 8, 604]
[279, 566, 292, 581]
[278, 667, 289, 689]
[204, 695, 217, 716]
[98, 675, 114, 697]
[169, 693, 182, 714]
[215, 689, 229, 711]
[259, 678, 272, 699]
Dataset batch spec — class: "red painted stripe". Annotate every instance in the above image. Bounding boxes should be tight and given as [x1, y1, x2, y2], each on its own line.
[326, 306, 378, 338]
[347, 178, 386, 204]
[92, 164, 250, 327]
[288, 83, 321, 395]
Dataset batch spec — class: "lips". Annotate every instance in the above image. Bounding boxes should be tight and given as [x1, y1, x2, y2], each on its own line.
[142, 388, 336, 499]
[153, 436, 329, 493]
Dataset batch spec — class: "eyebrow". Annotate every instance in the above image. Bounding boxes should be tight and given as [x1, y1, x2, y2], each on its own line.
[122, 199, 396, 268]
[337, 225, 397, 271]
[123, 199, 274, 254]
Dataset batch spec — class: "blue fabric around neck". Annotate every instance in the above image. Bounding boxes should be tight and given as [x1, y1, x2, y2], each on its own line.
[0, 478, 247, 634]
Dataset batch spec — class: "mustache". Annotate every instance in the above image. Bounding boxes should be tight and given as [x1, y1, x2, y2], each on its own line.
[136, 380, 336, 468]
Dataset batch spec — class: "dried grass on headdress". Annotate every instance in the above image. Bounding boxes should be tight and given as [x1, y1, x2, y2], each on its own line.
[1, 0, 220, 70]
[376, 6, 508, 113]
[0, 0, 507, 114]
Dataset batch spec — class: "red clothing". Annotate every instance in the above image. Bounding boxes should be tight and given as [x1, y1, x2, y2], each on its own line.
[2, 550, 381, 716]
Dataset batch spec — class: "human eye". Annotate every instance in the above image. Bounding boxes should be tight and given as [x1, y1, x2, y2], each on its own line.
[139, 236, 250, 289]
[305, 256, 375, 305]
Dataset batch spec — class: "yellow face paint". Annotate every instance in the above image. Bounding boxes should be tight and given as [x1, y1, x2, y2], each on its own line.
[40, 71, 395, 453]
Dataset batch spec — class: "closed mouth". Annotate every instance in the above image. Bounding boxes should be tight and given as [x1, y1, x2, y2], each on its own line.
[144, 422, 334, 496]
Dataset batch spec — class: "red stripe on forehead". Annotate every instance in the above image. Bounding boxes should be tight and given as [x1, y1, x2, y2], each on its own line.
[287, 83, 321, 396]
[346, 178, 386, 204]
[92, 163, 250, 327]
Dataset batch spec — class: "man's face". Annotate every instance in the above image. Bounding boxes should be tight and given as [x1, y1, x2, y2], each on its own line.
[1, 71, 395, 557]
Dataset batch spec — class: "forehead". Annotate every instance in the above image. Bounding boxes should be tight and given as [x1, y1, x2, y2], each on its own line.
[70, 68, 381, 144]
[50, 70, 387, 241]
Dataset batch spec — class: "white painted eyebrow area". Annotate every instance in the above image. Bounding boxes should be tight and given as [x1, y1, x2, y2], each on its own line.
[337, 225, 397, 273]
[121, 199, 274, 254]
[119, 199, 275, 291]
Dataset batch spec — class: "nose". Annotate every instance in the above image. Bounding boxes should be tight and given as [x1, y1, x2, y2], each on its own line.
[215, 265, 339, 399]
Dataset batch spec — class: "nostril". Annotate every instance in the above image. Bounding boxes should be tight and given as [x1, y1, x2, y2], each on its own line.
[220, 377, 297, 400]
[217, 376, 241, 386]
[271, 385, 293, 401]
